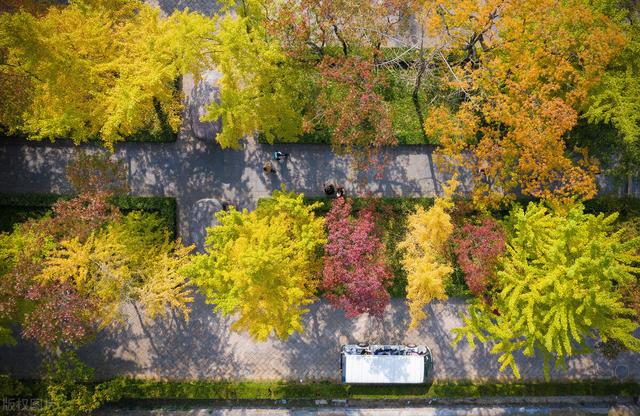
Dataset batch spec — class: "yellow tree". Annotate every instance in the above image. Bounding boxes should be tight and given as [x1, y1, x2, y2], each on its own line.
[186, 188, 326, 341]
[0, 0, 214, 147]
[400, 180, 457, 328]
[38, 212, 194, 328]
[201, 2, 312, 148]
[420, 0, 624, 206]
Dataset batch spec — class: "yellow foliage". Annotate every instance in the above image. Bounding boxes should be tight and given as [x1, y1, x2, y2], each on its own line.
[188, 188, 326, 341]
[399, 180, 457, 328]
[37, 213, 194, 328]
[0, 0, 214, 147]
[133, 241, 194, 323]
[421, 0, 624, 207]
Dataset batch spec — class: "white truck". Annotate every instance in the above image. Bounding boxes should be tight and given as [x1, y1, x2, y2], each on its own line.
[340, 344, 432, 384]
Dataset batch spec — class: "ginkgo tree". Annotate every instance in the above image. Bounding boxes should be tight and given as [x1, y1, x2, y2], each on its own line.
[421, 0, 624, 206]
[186, 187, 326, 341]
[0, 0, 214, 147]
[453, 202, 640, 379]
[204, 0, 407, 171]
[201, 1, 311, 149]
[0, 154, 194, 349]
[400, 179, 458, 329]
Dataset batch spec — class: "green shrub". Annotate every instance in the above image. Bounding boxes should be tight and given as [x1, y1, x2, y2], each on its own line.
[88, 379, 640, 400]
[37, 353, 125, 416]
[0, 194, 177, 237]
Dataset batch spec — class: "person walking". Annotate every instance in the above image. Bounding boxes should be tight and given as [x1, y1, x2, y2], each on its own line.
[273, 151, 289, 162]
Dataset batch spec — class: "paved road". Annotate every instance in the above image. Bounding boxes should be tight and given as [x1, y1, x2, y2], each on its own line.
[1, 72, 639, 383]
[1, 297, 639, 382]
[0, 74, 455, 251]
[97, 404, 640, 416]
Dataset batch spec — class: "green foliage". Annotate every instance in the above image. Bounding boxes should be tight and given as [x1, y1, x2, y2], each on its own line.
[0, 0, 213, 147]
[0, 374, 25, 398]
[256, 69, 437, 146]
[585, 3, 640, 144]
[38, 352, 125, 416]
[203, 7, 311, 148]
[453, 201, 640, 380]
[38, 378, 640, 401]
[0, 194, 176, 237]
[187, 187, 326, 341]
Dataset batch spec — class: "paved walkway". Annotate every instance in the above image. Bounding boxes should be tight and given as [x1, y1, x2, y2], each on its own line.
[1, 297, 639, 382]
[0, 74, 454, 250]
[0, 72, 639, 383]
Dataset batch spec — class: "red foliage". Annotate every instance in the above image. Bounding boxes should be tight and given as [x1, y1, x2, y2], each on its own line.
[42, 191, 121, 242]
[23, 281, 97, 348]
[322, 197, 392, 317]
[453, 218, 506, 296]
[262, 0, 405, 177]
[317, 56, 396, 176]
[0, 191, 120, 349]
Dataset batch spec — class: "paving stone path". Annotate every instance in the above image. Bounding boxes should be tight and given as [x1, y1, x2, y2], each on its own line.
[0, 71, 639, 383]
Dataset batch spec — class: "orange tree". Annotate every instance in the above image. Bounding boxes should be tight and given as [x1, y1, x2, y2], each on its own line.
[419, 0, 625, 206]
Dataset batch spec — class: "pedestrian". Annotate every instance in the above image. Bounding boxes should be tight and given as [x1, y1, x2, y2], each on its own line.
[324, 184, 335, 196]
[263, 162, 275, 174]
[336, 186, 345, 198]
[273, 151, 289, 162]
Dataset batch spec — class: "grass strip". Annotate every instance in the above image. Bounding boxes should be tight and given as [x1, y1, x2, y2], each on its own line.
[103, 379, 640, 400]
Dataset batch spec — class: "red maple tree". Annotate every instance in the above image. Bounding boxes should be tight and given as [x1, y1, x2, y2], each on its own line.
[322, 198, 392, 317]
[453, 218, 506, 296]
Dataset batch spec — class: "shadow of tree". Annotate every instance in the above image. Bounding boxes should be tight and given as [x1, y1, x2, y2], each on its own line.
[77, 294, 240, 381]
[0, 325, 45, 379]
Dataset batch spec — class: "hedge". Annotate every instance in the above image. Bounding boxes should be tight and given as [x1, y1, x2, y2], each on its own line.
[110, 379, 640, 400]
[7, 378, 640, 402]
[0, 194, 177, 238]
[12, 378, 640, 405]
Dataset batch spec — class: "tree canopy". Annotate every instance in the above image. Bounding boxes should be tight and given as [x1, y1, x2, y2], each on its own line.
[0, 155, 194, 349]
[0, 0, 214, 147]
[187, 187, 326, 341]
[322, 198, 392, 317]
[453, 202, 640, 379]
[399, 180, 458, 328]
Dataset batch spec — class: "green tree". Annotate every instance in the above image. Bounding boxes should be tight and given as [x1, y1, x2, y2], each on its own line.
[187, 187, 325, 341]
[201, 2, 311, 148]
[38, 351, 125, 416]
[0, 0, 214, 147]
[453, 202, 640, 379]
